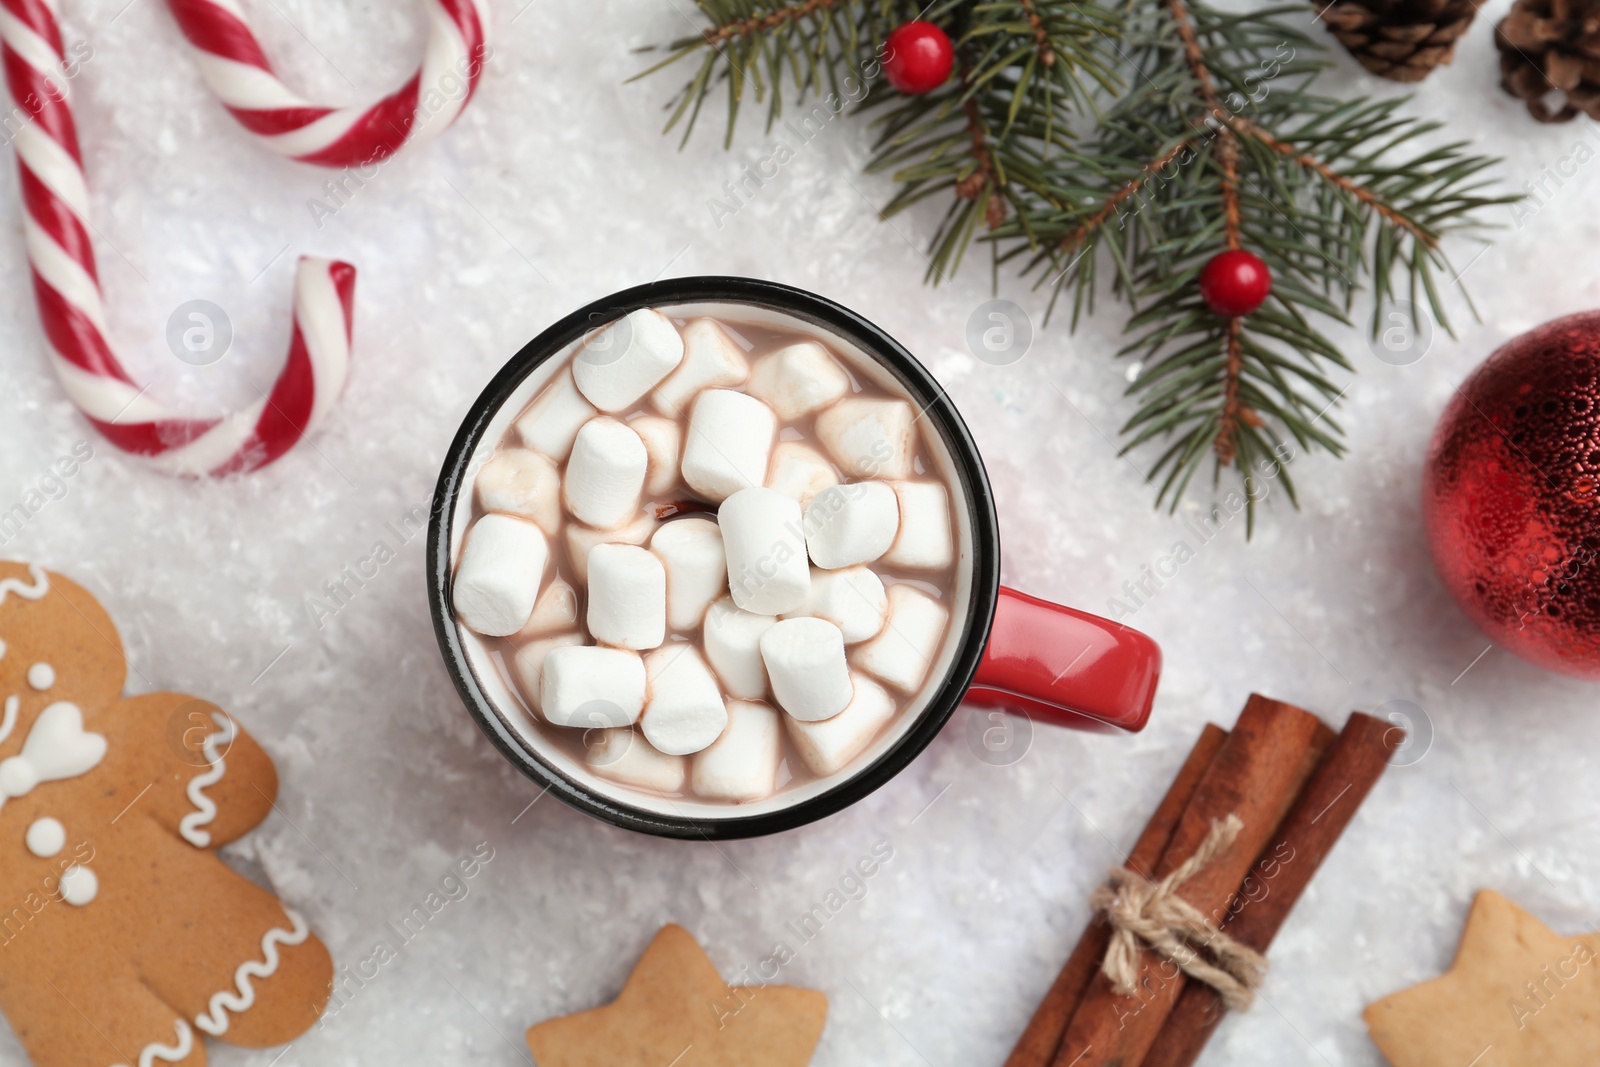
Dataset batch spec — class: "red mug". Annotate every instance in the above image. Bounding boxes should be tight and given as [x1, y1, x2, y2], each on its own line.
[429, 277, 1161, 837]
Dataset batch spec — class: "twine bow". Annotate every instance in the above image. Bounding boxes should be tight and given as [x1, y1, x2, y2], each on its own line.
[1089, 814, 1269, 1012]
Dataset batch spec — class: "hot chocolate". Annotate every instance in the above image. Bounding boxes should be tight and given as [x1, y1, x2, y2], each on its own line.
[450, 307, 963, 807]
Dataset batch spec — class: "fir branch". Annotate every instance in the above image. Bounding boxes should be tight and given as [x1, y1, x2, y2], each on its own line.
[636, 0, 1519, 531]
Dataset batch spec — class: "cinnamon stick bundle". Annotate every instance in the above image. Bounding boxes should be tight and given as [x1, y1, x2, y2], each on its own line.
[1003, 724, 1230, 1067]
[1048, 695, 1334, 1067]
[1140, 711, 1401, 1067]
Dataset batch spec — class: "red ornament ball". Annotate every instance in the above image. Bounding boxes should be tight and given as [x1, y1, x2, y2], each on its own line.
[1198, 250, 1272, 318]
[882, 21, 954, 95]
[1423, 311, 1600, 679]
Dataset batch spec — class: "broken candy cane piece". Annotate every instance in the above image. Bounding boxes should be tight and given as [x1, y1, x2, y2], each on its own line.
[2, 4, 358, 476]
[166, 0, 491, 167]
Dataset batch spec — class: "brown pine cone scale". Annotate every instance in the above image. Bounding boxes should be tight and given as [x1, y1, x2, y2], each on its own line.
[1316, 0, 1485, 82]
[1496, 0, 1600, 122]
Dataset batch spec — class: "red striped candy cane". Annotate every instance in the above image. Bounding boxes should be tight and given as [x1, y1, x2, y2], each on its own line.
[0, 0, 358, 475]
[166, 0, 491, 168]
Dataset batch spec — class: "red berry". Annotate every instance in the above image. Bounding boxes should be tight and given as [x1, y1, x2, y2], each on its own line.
[883, 21, 954, 95]
[1198, 250, 1272, 318]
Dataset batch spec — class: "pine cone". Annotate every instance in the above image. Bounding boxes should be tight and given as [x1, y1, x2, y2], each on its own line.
[1496, 0, 1600, 122]
[1315, 0, 1486, 82]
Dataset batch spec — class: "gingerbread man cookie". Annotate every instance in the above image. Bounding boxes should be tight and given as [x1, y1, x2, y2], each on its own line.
[0, 562, 332, 1066]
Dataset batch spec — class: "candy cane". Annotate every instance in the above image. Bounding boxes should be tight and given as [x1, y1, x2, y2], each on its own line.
[166, 0, 491, 167]
[0, 0, 357, 475]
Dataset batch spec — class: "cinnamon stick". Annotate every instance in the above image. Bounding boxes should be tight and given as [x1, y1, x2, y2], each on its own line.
[1003, 724, 1230, 1067]
[1049, 694, 1335, 1067]
[1140, 712, 1402, 1067]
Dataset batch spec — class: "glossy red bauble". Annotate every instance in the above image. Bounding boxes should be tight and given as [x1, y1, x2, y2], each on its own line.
[882, 21, 954, 95]
[1198, 250, 1272, 318]
[1423, 311, 1600, 679]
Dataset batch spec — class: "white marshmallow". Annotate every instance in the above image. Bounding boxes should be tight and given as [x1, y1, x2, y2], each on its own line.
[854, 585, 949, 693]
[789, 567, 888, 643]
[475, 448, 562, 534]
[884, 481, 955, 569]
[515, 369, 598, 462]
[786, 674, 897, 776]
[642, 644, 729, 755]
[564, 418, 648, 530]
[586, 728, 687, 793]
[804, 482, 900, 569]
[632, 416, 682, 498]
[760, 617, 853, 721]
[652, 318, 749, 417]
[511, 632, 583, 715]
[650, 519, 727, 631]
[746, 342, 850, 420]
[517, 578, 579, 639]
[718, 487, 810, 615]
[541, 645, 646, 728]
[702, 598, 777, 699]
[453, 515, 549, 637]
[587, 544, 666, 650]
[681, 389, 776, 502]
[693, 700, 780, 801]
[766, 441, 840, 505]
[815, 397, 916, 479]
[565, 514, 657, 584]
[571, 308, 685, 412]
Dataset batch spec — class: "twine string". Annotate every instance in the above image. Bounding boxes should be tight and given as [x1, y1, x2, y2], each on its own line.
[1089, 814, 1269, 1012]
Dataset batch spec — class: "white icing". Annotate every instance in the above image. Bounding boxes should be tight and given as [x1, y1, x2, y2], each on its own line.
[0, 638, 6, 659]
[110, 1018, 193, 1067]
[59, 864, 96, 905]
[0, 695, 17, 747]
[0, 565, 48, 605]
[0, 702, 106, 812]
[25, 816, 64, 857]
[178, 714, 235, 848]
[193, 910, 312, 1036]
[26, 662, 53, 690]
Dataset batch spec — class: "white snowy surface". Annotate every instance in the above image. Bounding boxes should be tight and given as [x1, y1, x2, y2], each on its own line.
[0, 1, 1596, 1064]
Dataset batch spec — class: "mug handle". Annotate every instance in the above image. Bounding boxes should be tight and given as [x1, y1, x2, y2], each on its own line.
[967, 586, 1161, 732]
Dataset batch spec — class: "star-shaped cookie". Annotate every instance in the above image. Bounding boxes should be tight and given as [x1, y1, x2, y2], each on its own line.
[526, 924, 828, 1066]
[1365, 890, 1600, 1067]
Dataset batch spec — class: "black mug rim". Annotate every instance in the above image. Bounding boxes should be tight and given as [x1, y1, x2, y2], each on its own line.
[427, 277, 1002, 838]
